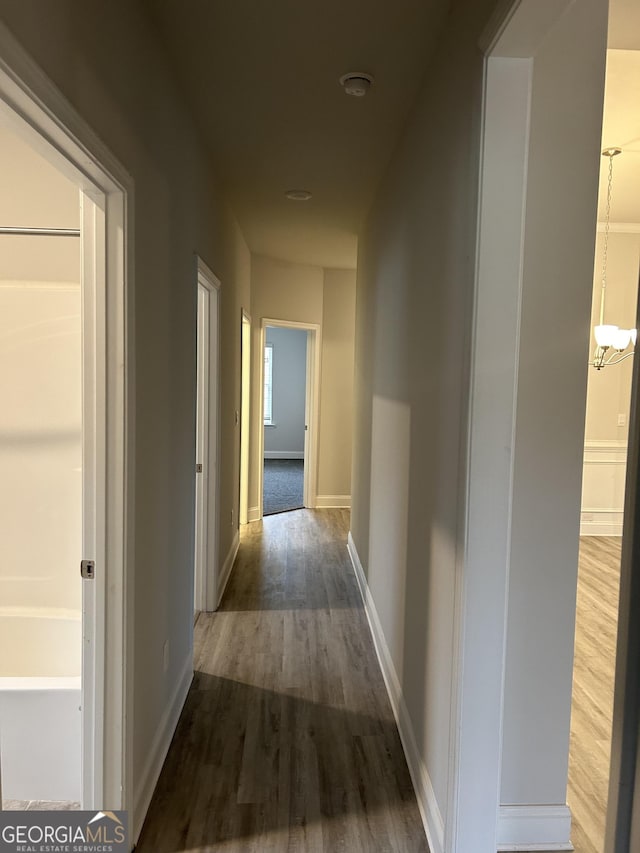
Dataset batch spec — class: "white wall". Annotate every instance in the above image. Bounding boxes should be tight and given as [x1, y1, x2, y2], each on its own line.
[249, 254, 355, 513]
[264, 326, 307, 457]
[0, 3, 251, 830]
[581, 230, 639, 535]
[0, 126, 81, 675]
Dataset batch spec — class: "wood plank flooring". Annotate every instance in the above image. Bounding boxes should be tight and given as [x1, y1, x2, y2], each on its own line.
[568, 536, 621, 853]
[1, 801, 80, 810]
[136, 509, 428, 853]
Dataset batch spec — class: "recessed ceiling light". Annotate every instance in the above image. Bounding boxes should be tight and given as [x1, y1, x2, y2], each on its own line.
[339, 72, 374, 97]
[285, 189, 312, 201]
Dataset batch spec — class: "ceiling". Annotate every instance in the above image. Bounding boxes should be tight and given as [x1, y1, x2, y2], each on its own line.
[599, 48, 640, 225]
[608, 0, 640, 50]
[141, 0, 450, 269]
[142, 1, 639, 266]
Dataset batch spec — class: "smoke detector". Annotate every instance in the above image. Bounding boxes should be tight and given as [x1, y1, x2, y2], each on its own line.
[339, 72, 374, 97]
[285, 189, 312, 201]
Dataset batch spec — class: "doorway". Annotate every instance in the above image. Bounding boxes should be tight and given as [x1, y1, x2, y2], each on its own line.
[263, 325, 306, 514]
[569, 50, 640, 849]
[0, 127, 83, 808]
[0, 34, 130, 813]
[193, 260, 220, 614]
[258, 319, 321, 518]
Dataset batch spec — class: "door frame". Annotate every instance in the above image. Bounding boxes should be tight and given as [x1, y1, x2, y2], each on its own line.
[239, 309, 251, 526]
[0, 22, 133, 812]
[605, 266, 640, 853]
[607, 273, 640, 850]
[451, 1, 607, 851]
[193, 279, 210, 613]
[195, 257, 221, 611]
[257, 318, 321, 518]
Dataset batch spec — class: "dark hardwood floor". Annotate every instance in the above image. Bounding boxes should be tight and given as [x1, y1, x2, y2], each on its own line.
[136, 509, 429, 852]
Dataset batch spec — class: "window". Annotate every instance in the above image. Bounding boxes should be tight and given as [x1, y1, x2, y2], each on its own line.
[264, 342, 274, 425]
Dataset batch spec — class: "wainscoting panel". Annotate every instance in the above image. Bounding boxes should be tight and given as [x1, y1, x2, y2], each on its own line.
[580, 440, 626, 536]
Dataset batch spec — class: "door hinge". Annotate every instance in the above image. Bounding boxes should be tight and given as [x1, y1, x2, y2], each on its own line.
[81, 560, 95, 579]
[196, 463, 203, 473]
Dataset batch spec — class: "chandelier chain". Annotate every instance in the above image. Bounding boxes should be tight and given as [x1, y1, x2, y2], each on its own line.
[600, 151, 614, 299]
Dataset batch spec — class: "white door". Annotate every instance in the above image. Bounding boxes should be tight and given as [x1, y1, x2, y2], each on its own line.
[239, 311, 251, 525]
[194, 261, 220, 612]
[194, 283, 210, 613]
[80, 191, 106, 808]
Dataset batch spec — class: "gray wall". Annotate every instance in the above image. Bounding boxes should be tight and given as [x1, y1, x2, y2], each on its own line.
[350, 0, 607, 847]
[351, 0, 493, 824]
[318, 268, 356, 499]
[0, 0, 250, 832]
[264, 326, 307, 457]
[501, 0, 607, 805]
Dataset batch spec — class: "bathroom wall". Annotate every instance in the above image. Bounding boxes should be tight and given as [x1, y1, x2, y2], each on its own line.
[0, 125, 81, 676]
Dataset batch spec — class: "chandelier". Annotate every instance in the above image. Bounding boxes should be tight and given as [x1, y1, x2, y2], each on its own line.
[590, 147, 636, 370]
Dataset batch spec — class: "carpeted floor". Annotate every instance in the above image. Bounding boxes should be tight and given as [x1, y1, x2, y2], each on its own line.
[263, 459, 304, 515]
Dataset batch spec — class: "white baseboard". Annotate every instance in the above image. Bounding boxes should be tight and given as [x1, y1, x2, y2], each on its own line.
[347, 532, 445, 853]
[580, 509, 623, 536]
[497, 805, 574, 851]
[315, 494, 351, 508]
[247, 505, 261, 522]
[132, 653, 193, 843]
[264, 451, 304, 459]
[217, 530, 239, 608]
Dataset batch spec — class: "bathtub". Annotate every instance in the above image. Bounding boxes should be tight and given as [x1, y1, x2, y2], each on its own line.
[0, 608, 81, 801]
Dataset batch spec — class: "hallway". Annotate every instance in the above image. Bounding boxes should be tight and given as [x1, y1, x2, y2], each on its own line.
[136, 510, 428, 852]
